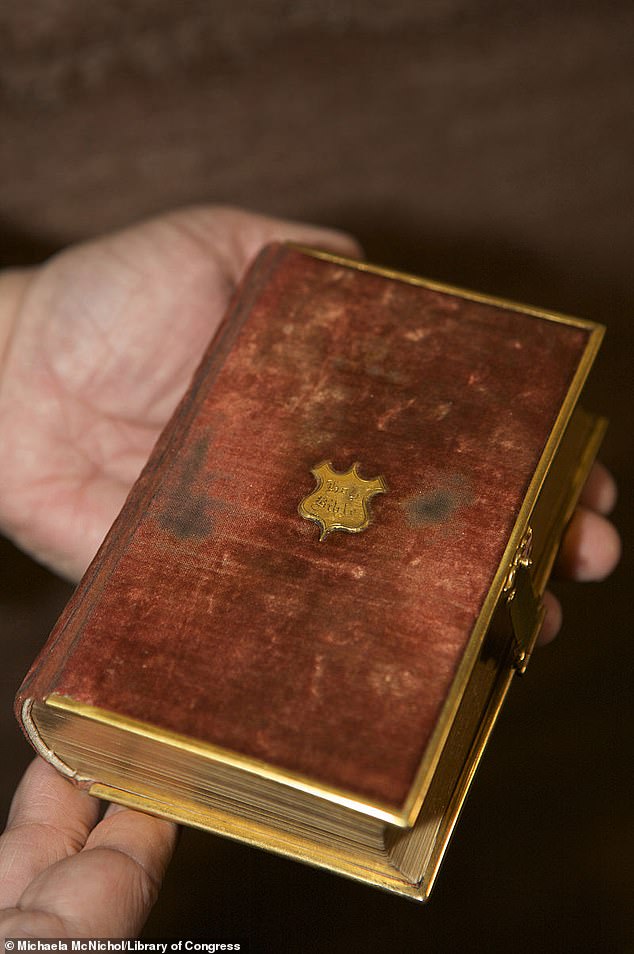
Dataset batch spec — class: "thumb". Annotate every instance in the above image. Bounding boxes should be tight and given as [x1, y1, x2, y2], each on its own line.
[155, 204, 363, 284]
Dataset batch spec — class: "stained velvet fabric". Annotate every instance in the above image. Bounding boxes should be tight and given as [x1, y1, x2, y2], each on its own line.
[18, 245, 591, 808]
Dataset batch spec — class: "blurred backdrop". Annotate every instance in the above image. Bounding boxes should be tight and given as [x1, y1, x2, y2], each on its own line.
[1, 3, 632, 951]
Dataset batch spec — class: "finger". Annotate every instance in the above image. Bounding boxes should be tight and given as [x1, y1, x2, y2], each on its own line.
[556, 506, 621, 582]
[578, 461, 618, 515]
[86, 800, 177, 878]
[0, 268, 33, 366]
[12, 806, 178, 937]
[536, 590, 563, 646]
[0, 758, 99, 909]
[162, 205, 363, 284]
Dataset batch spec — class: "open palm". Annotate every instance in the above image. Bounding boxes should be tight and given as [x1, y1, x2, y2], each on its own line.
[0, 207, 360, 579]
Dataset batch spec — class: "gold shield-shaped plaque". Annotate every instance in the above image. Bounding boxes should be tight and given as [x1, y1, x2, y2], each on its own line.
[299, 461, 388, 541]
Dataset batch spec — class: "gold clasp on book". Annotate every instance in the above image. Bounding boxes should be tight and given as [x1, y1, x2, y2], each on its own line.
[503, 528, 545, 675]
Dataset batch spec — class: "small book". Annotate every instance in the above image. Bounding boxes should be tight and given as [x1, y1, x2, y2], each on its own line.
[16, 244, 606, 900]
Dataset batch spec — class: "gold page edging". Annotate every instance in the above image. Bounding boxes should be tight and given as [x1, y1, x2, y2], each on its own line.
[88, 781, 426, 902]
[421, 666, 516, 897]
[43, 694, 408, 827]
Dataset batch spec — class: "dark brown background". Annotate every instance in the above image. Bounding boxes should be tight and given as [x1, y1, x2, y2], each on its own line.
[1, 3, 631, 951]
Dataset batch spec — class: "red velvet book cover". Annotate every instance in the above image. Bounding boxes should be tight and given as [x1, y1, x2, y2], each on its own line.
[17, 244, 598, 814]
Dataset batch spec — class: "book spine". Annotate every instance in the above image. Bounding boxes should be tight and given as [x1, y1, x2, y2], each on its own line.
[15, 242, 287, 726]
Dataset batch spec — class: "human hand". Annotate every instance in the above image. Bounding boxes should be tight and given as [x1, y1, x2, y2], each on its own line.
[539, 459, 619, 644]
[0, 758, 177, 939]
[0, 206, 361, 579]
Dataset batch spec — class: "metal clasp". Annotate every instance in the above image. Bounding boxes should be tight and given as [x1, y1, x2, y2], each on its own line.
[503, 528, 545, 675]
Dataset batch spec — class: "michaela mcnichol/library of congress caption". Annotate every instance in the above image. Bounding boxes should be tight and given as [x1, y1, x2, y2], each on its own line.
[4, 942, 246, 953]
